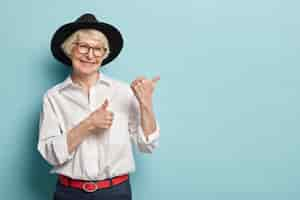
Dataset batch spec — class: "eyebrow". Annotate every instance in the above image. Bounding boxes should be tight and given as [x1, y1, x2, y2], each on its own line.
[77, 41, 104, 47]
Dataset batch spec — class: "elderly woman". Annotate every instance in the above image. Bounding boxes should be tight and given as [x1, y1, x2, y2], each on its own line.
[37, 13, 160, 200]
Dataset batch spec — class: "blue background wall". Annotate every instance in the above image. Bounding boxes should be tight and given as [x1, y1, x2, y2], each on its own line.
[1, 0, 300, 199]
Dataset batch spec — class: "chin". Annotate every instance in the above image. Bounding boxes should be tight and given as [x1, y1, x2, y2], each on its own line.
[75, 63, 99, 73]
[80, 67, 98, 75]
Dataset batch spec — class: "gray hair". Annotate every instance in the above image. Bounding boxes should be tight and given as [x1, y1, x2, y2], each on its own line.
[61, 29, 110, 59]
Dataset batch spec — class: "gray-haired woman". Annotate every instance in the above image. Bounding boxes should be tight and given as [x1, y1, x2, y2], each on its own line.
[38, 13, 160, 200]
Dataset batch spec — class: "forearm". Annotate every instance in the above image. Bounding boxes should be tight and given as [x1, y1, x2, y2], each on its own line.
[66, 117, 95, 154]
[139, 102, 157, 141]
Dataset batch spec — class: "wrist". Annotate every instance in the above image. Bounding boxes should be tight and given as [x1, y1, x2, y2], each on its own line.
[139, 99, 153, 111]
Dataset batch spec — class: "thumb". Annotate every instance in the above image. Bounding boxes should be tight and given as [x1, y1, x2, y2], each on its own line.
[100, 98, 109, 110]
[152, 76, 160, 86]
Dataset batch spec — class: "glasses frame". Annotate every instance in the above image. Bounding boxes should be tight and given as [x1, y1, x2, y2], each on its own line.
[72, 42, 108, 58]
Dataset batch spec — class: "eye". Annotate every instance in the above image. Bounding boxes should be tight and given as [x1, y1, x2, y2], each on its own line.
[79, 44, 89, 49]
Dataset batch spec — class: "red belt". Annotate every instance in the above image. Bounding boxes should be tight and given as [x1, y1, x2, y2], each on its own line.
[58, 174, 129, 192]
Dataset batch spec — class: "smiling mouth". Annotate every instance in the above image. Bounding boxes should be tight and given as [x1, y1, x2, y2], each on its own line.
[80, 59, 96, 64]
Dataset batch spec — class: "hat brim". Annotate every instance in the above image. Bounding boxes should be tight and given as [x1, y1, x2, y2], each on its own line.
[51, 22, 123, 67]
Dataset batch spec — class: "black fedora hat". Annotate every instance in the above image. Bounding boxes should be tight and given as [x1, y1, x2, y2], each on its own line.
[51, 13, 123, 67]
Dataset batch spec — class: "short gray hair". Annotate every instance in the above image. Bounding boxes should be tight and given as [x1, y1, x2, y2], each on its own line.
[61, 29, 110, 59]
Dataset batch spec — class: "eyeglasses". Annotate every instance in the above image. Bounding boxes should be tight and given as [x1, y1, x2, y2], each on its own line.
[73, 42, 108, 57]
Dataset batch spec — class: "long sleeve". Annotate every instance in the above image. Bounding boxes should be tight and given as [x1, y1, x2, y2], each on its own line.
[37, 94, 75, 166]
[128, 93, 160, 154]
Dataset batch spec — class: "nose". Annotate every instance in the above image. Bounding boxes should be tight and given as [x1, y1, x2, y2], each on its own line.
[87, 48, 94, 59]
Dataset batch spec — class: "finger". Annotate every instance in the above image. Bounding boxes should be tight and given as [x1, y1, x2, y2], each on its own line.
[131, 80, 138, 89]
[104, 119, 113, 124]
[131, 82, 138, 89]
[135, 84, 144, 95]
[103, 122, 112, 128]
[107, 111, 114, 117]
[105, 114, 114, 120]
[134, 84, 142, 91]
[131, 79, 140, 87]
[103, 123, 111, 129]
[132, 76, 147, 87]
[137, 78, 147, 85]
[100, 99, 109, 110]
[137, 79, 146, 85]
[135, 82, 142, 87]
[137, 82, 146, 91]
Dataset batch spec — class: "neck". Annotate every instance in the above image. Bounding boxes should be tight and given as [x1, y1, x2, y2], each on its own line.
[71, 71, 100, 90]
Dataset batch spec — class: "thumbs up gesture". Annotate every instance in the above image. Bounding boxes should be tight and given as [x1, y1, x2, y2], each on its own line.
[88, 98, 114, 130]
[130, 75, 160, 107]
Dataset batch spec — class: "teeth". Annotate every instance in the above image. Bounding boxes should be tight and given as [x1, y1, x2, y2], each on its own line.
[81, 60, 94, 64]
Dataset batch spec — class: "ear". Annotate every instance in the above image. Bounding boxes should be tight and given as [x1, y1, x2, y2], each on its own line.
[102, 47, 110, 59]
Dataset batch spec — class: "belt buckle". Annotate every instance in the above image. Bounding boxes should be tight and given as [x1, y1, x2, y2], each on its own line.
[82, 182, 98, 192]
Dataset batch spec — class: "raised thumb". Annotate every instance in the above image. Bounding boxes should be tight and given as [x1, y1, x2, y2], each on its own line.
[101, 99, 109, 110]
[152, 76, 161, 85]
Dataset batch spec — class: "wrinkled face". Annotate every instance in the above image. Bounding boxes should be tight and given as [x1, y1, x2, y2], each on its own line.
[70, 36, 108, 76]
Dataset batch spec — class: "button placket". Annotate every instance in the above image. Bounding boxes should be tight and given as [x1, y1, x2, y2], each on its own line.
[88, 86, 96, 110]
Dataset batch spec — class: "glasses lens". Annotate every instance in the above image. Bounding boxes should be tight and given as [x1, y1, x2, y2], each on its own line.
[76, 43, 106, 57]
[78, 45, 89, 54]
[93, 48, 102, 57]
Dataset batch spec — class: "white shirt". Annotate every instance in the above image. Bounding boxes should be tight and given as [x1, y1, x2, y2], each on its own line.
[37, 72, 160, 181]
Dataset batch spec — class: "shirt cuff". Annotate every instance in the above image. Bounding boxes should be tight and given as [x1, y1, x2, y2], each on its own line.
[52, 133, 75, 165]
[137, 120, 160, 145]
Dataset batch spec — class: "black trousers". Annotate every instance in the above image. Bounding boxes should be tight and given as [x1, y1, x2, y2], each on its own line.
[53, 177, 132, 200]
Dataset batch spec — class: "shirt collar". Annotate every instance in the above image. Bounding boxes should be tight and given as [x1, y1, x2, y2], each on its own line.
[59, 72, 112, 91]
